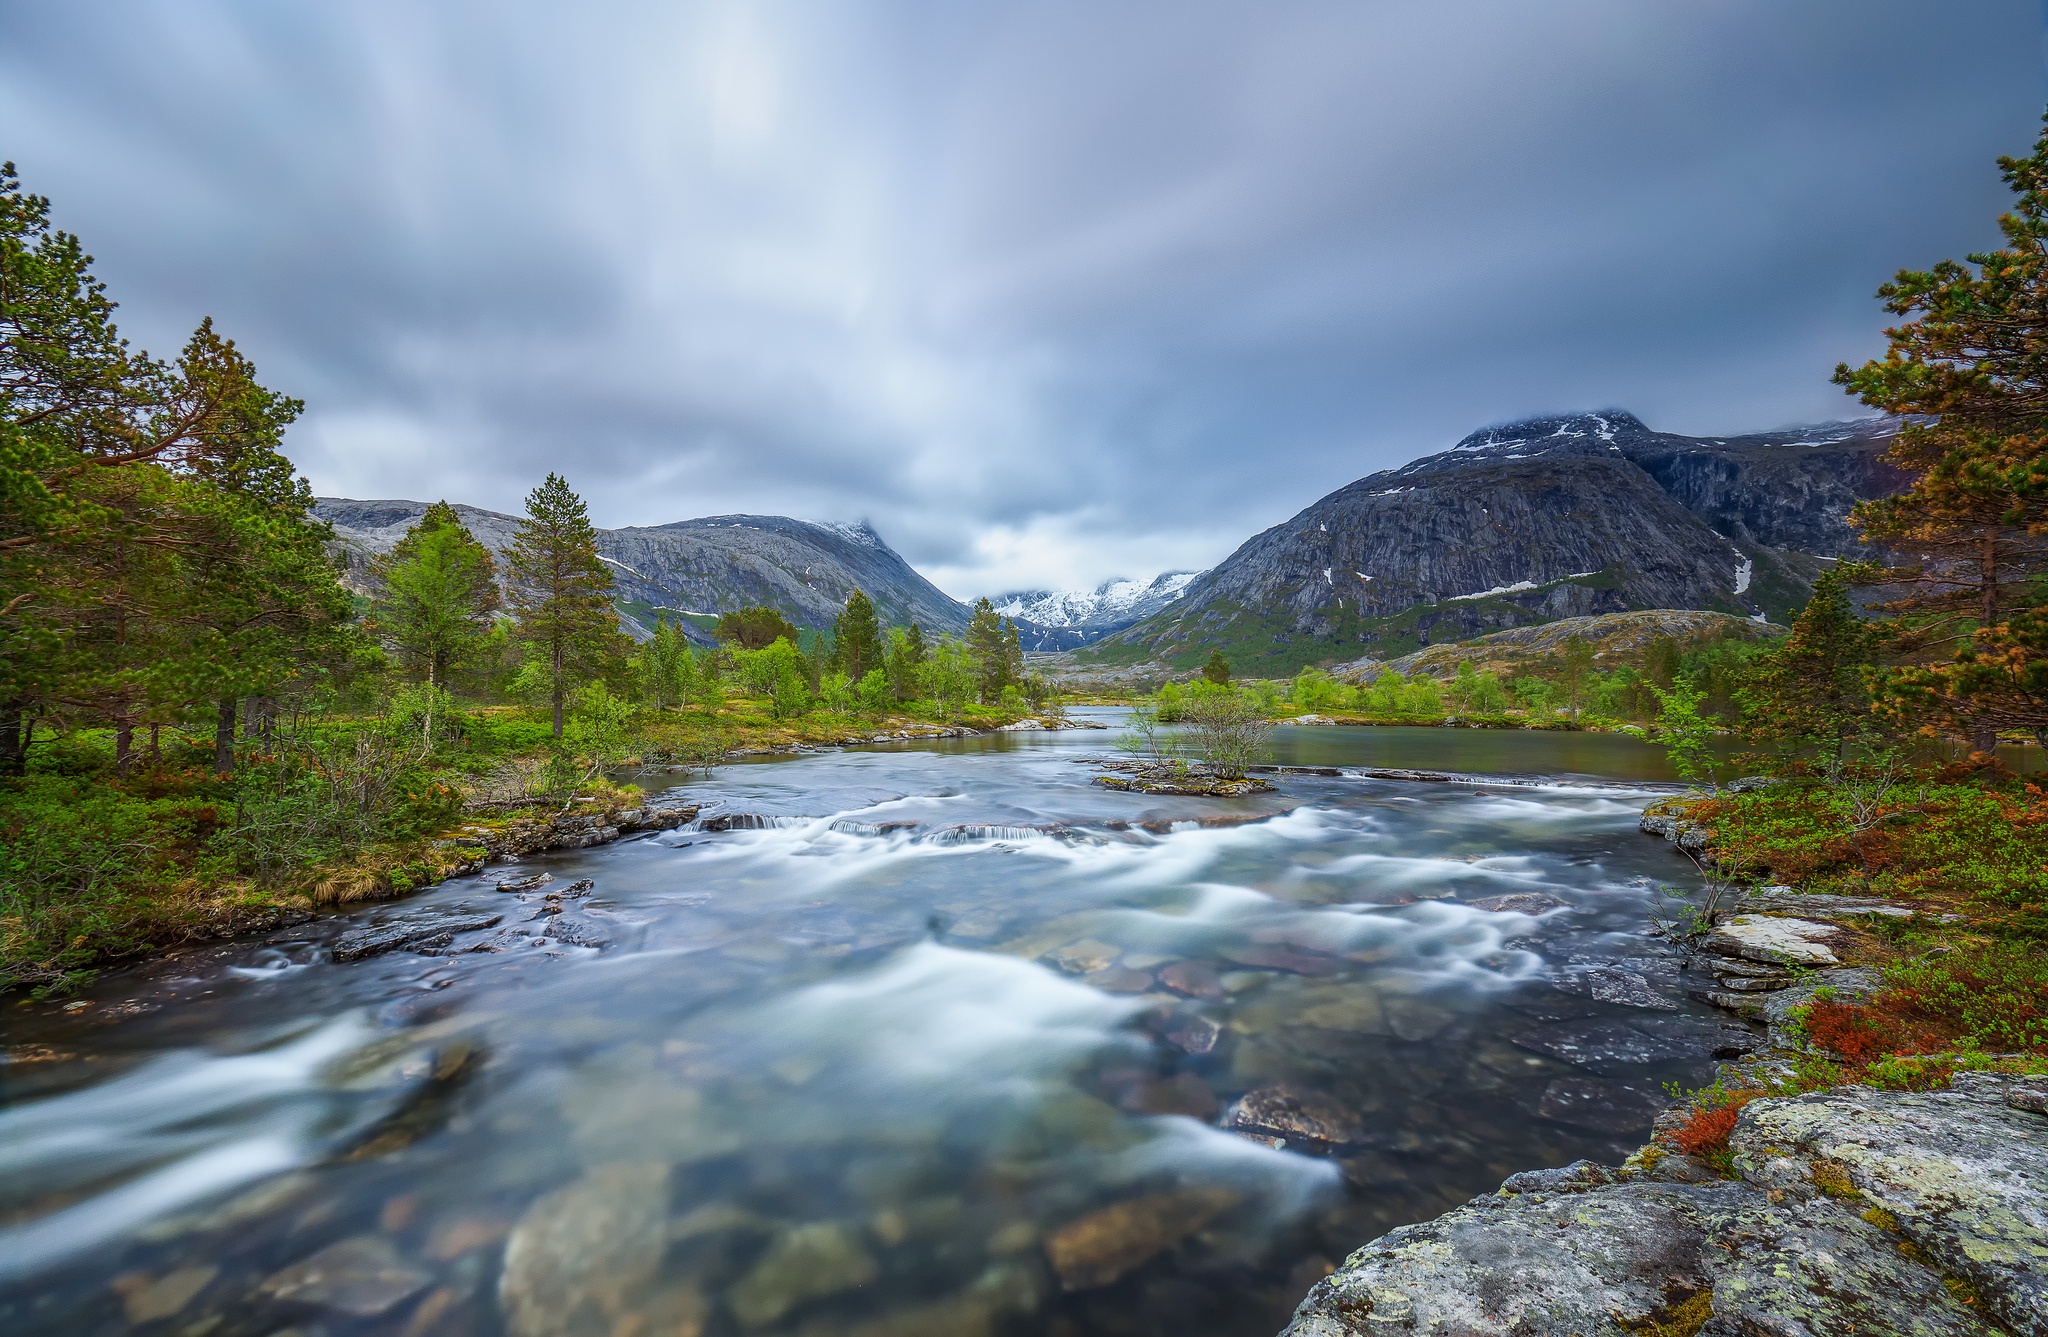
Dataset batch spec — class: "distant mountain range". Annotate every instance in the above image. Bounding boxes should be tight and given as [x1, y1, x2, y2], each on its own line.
[315, 501, 971, 643]
[319, 408, 1906, 666]
[1073, 410, 1906, 675]
[992, 572, 1204, 650]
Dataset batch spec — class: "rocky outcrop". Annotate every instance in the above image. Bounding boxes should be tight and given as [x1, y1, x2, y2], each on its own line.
[1087, 411, 1902, 669]
[447, 802, 697, 864]
[1283, 1074, 2048, 1337]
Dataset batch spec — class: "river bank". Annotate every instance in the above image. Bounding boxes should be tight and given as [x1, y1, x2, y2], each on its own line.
[1283, 779, 2048, 1336]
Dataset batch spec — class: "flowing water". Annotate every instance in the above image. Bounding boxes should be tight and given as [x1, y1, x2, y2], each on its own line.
[0, 716, 1754, 1336]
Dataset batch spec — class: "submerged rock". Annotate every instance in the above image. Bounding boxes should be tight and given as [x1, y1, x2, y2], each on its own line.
[498, 1162, 670, 1337]
[1044, 1188, 1240, 1290]
[1464, 892, 1570, 915]
[258, 1235, 431, 1317]
[728, 1221, 879, 1328]
[1229, 1083, 1364, 1147]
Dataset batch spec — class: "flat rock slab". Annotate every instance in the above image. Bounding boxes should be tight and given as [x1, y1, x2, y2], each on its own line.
[1738, 886, 1919, 918]
[1510, 1019, 1698, 1072]
[1732, 1074, 2048, 1336]
[1704, 914, 1844, 966]
[1537, 1077, 1667, 1135]
[1554, 965, 1679, 1011]
[1465, 892, 1570, 915]
[330, 909, 502, 962]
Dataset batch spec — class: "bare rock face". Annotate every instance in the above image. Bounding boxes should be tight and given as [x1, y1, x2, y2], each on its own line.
[1702, 914, 1845, 967]
[1280, 1075, 2047, 1337]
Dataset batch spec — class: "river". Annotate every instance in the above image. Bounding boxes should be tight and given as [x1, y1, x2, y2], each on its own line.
[0, 715, 1752, 1336]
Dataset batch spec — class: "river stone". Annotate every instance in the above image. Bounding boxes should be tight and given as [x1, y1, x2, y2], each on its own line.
[1703, 914, 1844, 967]
[1730, 1074, 2048, 1336]
[119, 1265, 216, 1324]
[1159, 960, 1226, 999]
[1164, 1013, 1221, 1054]
[1509, 1019, 1688, 1072]
[330, 909, 502, 962]
[259, 1235, 431, 1316]
[728, 1221, 879, 1328]
[1043, 1188, 1240, 1290]
[1536, 1077, 1667, 1135]
[1464, 892, 1569, 915]
[498, 1162, 671, 1337]
[1296, 990, 1387, 1034]
[1228, 1083, 1364, 1146]
[1382, 997, 1454, 1041]
[1556, 965, 1680, 1011]
[1050, 939, 1121, 974]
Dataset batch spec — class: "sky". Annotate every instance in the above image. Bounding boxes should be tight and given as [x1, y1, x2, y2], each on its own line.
[3, 2, 2044, 599]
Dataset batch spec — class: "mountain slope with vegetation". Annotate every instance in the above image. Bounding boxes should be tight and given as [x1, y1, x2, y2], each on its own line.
[1079, 411, 1903, 675]
[319, 500, 973, 640]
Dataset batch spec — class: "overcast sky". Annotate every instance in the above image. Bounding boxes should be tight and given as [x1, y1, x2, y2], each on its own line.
[3, 2, 2043, 598]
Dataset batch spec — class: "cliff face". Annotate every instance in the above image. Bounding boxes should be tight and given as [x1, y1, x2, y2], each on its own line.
[315, 501, 971, 639]
[1085, 411, 1903, 672]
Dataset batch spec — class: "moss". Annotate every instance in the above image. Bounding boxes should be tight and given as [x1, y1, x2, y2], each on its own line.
[1809, 1160, 1860, 1200]
[1623, 1289, 1715, 1337]
[1863, 1206, 1901, 1232]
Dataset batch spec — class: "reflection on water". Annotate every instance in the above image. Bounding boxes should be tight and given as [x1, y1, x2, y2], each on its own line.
[0, 714, 1751, 1336]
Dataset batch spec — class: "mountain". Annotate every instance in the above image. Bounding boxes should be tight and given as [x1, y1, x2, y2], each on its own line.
[992, 572, 1204, 649]
[315, 500, 972, 642]
[1076, 410, 1905, 675]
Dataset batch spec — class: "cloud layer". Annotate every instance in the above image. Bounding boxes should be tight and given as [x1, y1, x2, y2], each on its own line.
[3, 1, 2041, 596]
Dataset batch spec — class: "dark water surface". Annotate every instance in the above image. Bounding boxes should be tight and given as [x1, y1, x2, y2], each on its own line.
[0, 715, 1748, 1336]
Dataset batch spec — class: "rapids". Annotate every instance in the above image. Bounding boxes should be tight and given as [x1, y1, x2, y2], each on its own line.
[0, 714, 1743, 1336]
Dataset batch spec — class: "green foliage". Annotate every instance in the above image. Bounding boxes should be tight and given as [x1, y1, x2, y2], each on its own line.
[633, 616, 695, 710]
[1885, 937, 2048, 1054]
[1651, 679, 1721, 785]
[506, 474, 621, 737]
[1181, 688, 1274, 777]
[716, 605, 802, 651]
[1356, 669, 1444, 718]
[1202, 649, 1232, 684]
[965, 597, 1012, 703]
[830, 589, 886, 682]
[886, 624, 927, 703]
[370, 502, 500, 690]
[1290, 667, 1345, 713]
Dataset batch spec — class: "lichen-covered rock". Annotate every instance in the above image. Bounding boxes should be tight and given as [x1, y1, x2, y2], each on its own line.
[1729, 1074, 2048, 1337]
[1703, 914, 1844, 966]
[1282, 1077, 2046, 1337]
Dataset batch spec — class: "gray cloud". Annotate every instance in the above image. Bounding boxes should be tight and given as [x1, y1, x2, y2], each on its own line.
[2, 0, 2040, 596]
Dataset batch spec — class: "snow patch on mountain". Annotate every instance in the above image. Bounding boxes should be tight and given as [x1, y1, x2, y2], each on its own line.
[993, 571, 1202, 632]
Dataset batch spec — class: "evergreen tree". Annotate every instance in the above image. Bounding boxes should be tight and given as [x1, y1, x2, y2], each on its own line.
[1557, 634, 1594, 720]
[886, 623, 927, 702]
[506, 474, 618, 737]
[831, 589, 885, 682]
[1741, 566, 1883, 775]
[372, 502, 500, 690]
[965, 597, 1007, 703]
[1835, 114, 2048, 750]
[1202, 649, 1232, 685]
[634, 615, 693, 709]
[715, 605, 800, 651]
[1001, 616, 1024, 691]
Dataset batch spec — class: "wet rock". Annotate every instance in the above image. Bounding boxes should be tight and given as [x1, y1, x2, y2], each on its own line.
[1112, 1071, 1219, 1120]
[1043, 1188, 1240, 1290]
[1228, 1083, 1363, 1147]
[1085, 966, 1157, 994]
[1509, 1019, 1691, 1072]
[1731, 1074, 2048, 1336]
[498, 1162, 670, 1337]
[1159, 960, 1225, 999]
[259, 1235, 432, 1316]
[494, 872, 553, 892]
[1164, 1013, 1222, 1055]
[1222, 943, 1340, 977]
[330, 910, 502, 962]
[2010, 1086, 2048, 1115]
[1296, 990, 1387, 1034]
[1556, 965, 1679, 1011]
[1703, 914, 1844, 967]
[1382, 997, 1455, 1041]
[1464, 892, 1569, 915]
[1536, 1077, 1667, 1135]
[117, 1265, 217, 1324]
[1048, 938, 1121, 974]
[728, 1221, 879, 1328]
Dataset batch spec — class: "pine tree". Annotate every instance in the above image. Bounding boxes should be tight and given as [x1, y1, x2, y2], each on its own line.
[1557, 635, 1594, 720]
[1001, 616, 1024, 691]
[507, 474, 619, 737]
[1741, 566, 1883, 775]
[1202, 649, 1232, 685]
[372, 501, 500, 690]
[831, 589, 885, 682]
[965, 597, 1007, 704]
[1835, 114, 2048, 749]
[887, 623, 927, 702]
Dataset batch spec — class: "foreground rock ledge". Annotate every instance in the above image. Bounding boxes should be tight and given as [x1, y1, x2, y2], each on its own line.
[1281, 1074, 2048, 1337]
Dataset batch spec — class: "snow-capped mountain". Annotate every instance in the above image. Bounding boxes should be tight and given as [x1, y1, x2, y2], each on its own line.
[994, 572, 1203, 650]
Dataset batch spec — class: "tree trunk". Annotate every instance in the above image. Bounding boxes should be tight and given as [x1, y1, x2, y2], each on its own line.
[149, 722, 161, 763]
[1971, 717, 1999, 759]
[216, 697, 237, 777]
[115, 719, 133, 774]
[552, 639, 565, 738]
[0, 701, 23, 777]
[1981, 532, 2000, 627]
